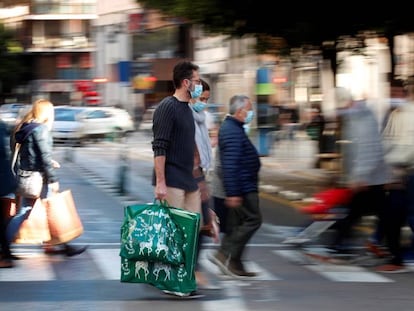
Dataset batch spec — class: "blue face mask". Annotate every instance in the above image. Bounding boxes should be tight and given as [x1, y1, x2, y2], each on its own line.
[192, 101, 207, 112]
[190, 84, 203, 99]
[244, 110, 254, 124]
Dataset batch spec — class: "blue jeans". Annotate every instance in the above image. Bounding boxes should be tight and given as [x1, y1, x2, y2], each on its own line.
[6, 197, 36, 243]
[6, 183, 49, 244]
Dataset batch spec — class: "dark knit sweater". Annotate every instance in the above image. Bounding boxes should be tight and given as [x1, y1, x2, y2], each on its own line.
[152, 96, 197, 191]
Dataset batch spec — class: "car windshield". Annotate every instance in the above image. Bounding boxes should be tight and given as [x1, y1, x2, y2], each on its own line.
[54, 108, 85, 121]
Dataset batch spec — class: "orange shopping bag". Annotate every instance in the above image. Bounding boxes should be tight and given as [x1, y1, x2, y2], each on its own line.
[14, 198, 51, 244]
[44, 189, 84, 245]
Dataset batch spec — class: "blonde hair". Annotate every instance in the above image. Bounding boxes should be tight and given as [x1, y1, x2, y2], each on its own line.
[15, 99, 54, 132]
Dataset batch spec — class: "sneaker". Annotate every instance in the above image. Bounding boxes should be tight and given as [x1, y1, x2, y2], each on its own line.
[65, 245, 88, 257]
[227, 260, 257, 277]
[209, 251, 230, 275]
[365, 241, 388, 258]
[162, 290, 205, 299]
[375, 264, 408, 273]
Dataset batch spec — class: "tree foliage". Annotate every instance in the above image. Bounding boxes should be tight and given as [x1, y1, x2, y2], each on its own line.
[137, 1, 414, 49]
[138, 1, 414, 81]
[0, 23, 26, 94]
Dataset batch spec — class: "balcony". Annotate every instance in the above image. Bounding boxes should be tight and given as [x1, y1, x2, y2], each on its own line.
[27, 34, 95, 52]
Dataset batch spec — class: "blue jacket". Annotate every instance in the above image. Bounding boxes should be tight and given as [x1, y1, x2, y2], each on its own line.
[0, 121, 17, 197]
[14, 122, 58, 184]
[218, 116, 261, 196]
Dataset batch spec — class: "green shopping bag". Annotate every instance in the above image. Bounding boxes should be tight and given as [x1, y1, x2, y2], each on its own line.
[120, 203, 200, 296]
[120, 200, 185, 266]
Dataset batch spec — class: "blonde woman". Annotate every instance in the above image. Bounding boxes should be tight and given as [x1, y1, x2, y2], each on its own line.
[6, 99, 87, 258]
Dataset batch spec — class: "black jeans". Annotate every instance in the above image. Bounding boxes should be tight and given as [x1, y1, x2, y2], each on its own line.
[333, 185, 386, 250]
[0, 198, 12, 257]
[385, 188, 407, 265]
[219, 192, 262, 262]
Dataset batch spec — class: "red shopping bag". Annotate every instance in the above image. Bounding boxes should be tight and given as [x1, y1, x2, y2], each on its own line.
[302, 188, 352, 214]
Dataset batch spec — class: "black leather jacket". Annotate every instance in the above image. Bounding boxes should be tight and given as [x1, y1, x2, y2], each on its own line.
[14, 122, 58, 184]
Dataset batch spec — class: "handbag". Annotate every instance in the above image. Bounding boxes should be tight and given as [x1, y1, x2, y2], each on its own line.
[121, 202, 200, 296]
[16, 169, 43, 199]
[43, 189, 84, 245]
[13, 198, 51, 244]
[11, 143, 43, 199]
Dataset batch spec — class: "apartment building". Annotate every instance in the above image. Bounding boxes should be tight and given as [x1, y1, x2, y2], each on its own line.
[0, 0, 97, 105]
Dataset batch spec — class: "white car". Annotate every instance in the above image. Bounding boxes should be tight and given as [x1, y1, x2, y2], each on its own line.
[52, 106, 134, 145]
[0, 103, 30, 131]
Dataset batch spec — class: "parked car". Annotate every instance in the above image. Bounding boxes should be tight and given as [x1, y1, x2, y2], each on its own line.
[0, 103, 30, 132]
[52, 106, 135, 145]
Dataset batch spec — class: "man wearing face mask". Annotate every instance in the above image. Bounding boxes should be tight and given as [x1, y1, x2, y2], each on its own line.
[189, 79, 221, 289]
[152, 60, 205, 298]
[209, 94, 262, 278]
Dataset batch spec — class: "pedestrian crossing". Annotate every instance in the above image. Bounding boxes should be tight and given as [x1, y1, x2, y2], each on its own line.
[1, 245, 412, 283]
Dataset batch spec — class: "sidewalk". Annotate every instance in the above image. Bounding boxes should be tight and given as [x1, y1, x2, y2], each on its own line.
[119, 130, 333, 202]
[62, 130, 332, 205]
[254, 130, 334, 201]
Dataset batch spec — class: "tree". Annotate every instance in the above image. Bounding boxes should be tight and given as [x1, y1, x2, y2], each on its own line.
[0, 23, 26, 98]
[137, 1, 414, 81]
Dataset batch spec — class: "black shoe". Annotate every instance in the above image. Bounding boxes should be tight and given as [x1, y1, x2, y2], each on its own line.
[0, 259, 13, 268]
[2, 254, 21, 260]
[65, 245, 88, 257]
[43, 245, 66, 255]
[227, 260, 257, 277]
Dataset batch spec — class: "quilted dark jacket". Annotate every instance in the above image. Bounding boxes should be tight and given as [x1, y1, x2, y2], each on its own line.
[218, 116, 261, 196]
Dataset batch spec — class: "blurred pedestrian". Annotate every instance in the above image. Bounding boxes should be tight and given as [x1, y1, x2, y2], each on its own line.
[381, 76, 414, 271]
[133, 104, 144, 131]
[152, 60, 204, 298]
[330, 88, 389, 260]
[189, 78, 220, 289]
[305, 105, 326, 168]
[0, 119, 17, 267]
[209, 94, 262, 278]
[7, 99, 87, 257]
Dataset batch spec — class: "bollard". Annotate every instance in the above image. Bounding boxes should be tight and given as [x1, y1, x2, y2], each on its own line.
[64, 140, 76, 162]
[117, 150, 129, 195]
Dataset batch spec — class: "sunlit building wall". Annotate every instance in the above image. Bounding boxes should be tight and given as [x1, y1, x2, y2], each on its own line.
[336, 36, 391, 126]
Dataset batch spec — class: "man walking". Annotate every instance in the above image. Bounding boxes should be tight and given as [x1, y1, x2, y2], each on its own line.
[210, 95, 262, 277]
[152, 60, 204, 297]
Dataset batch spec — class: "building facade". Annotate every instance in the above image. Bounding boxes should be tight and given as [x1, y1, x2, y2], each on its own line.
[0, 0, 97, 105]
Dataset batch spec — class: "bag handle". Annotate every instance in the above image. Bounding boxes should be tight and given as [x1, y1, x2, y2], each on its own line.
[127, 199, 171, 219]
[155, 198, 170, 208]
[11, 143, 21, 176]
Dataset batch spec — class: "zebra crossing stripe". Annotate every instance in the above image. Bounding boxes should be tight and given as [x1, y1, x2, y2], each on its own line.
[0, 247, 405, 283]
[273, 250, 394, 283]
[90, 248, 121, 280]
[0, 253, 55, 282]
[199, 249, 281, 281]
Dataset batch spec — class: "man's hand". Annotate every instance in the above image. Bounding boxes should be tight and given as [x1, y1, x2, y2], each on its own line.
[154, 182, 167, 201]
[225, 196, 242, 208]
